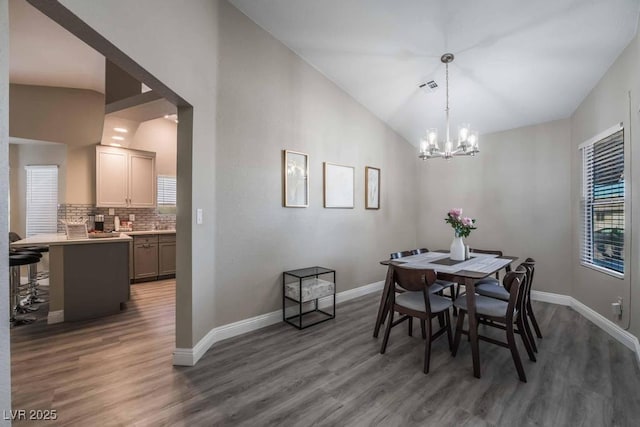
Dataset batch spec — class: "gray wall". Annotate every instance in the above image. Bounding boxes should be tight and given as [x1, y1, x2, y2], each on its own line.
[417, 119, 573, 296]
[570, 20, 640, 334]
[214, 1, 418, 325]
[0, 0, 11, 422]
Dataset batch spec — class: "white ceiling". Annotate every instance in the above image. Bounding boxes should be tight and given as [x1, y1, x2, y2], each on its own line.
[229, 0, 640, 145]
[9, 0, 105, 93]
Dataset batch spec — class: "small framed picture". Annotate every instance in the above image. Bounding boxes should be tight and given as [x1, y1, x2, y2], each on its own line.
[365, 166, 380, 209]
[283, 150, 309, 207]
[324, 162, 355, 208]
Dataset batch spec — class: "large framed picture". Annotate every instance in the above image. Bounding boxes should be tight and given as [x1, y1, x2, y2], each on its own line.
[365, 166, 380, 209]
[323, 162, 355, 208]
[283, 150, 309, 207]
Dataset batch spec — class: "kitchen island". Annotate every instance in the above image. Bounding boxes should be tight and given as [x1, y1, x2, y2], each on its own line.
[11, 233, 132, 323]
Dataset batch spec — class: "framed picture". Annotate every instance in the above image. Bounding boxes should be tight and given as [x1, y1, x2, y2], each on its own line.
[365, 166, 380, 209]
[283, 150, 309, 207]
[323, 162, 355, 208]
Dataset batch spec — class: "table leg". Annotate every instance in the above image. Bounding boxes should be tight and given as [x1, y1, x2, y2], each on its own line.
[373, 265, 394, 338]
[465, 277, 481, 378]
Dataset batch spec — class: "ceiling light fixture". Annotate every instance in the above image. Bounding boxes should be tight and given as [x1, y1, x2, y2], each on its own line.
[110, 143, 122, 147]
[113, 127, 128, 133]
[418, 53, 479, 160]
[111, 135, 125, 141]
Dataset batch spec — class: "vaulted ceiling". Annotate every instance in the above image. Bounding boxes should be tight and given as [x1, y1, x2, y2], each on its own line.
[229, 0, 640, 145]
[9, 0, 640, 146]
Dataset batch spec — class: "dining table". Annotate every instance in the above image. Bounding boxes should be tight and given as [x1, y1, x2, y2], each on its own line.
[374, 250, 517, 378]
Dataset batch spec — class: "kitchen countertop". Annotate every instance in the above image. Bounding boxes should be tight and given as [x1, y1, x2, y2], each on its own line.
[11, 233, 133, 247]
[124, 230, 176, 236]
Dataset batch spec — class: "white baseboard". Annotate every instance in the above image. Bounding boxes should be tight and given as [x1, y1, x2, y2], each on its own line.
[47, 310, 64, 324]
[531, 290, 640, 366]
[172, 280, 385, 366]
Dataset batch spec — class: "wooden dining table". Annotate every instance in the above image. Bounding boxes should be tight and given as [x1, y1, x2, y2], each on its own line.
[373, 250, 518, 378]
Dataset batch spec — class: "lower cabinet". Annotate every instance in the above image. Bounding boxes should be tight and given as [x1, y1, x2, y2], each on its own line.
[158, 235, 177, 276]
[132, 233, 176, 282]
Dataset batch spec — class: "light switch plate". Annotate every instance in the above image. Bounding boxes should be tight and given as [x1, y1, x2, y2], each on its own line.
[196, 209, 203, 225]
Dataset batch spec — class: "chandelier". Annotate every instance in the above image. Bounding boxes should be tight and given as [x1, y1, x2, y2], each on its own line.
[418, 53, 479, 160]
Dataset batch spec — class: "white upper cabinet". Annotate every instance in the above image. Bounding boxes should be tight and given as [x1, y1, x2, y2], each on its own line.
[96, 145, 156, 207]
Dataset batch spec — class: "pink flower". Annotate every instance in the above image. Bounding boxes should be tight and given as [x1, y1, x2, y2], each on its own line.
[462, 217, 473, 226]
[449, 208, 463, 218]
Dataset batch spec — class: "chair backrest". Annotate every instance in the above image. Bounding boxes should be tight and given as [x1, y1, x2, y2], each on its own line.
[391, 264, 437, 293]
[390, 250, 413, 259]
[9, 232, 22, 243]
[503, 266, 527, 322]
[411, 248, 429, 255]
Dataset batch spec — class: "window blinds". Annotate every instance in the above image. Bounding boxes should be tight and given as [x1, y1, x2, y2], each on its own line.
[157, 175, 177, 206]
[581, 127, 624, 276]
[25, 165, 58, 237]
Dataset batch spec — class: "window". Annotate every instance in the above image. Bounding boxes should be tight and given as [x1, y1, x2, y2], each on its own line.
[25, 165, 58, 237]
[157, 175, 177, 214]
[580, 125, 624, 277]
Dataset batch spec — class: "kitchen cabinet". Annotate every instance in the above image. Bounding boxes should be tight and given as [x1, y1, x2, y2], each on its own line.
[158, 234, 176, 277]
[133, 235, 159, 281]
[131, 233, 176, 282]
[96, 145, 156, 208]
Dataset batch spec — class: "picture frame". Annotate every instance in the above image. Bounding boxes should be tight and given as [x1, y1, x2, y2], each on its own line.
[365, 166, 380, 209]
[283, 150, 309, 207]
[323, 162, 355, 208]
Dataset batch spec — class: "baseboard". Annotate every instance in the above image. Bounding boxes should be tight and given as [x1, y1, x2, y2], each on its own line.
[172, 280, 385, 366]
[47, 310, 64, 324]
[530, 290, 572, 306]
[532, 290, 640, 366]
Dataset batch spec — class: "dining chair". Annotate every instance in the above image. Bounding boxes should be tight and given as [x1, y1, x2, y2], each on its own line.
[476, 258, 541, 349]
[390, 250, 413, 259]
[411, 248, 429, 255]
[380, 264, 453, 374]
[452, 266, 532, 382]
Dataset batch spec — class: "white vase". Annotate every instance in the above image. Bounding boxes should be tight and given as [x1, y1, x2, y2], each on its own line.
[450, 236, 465, 261]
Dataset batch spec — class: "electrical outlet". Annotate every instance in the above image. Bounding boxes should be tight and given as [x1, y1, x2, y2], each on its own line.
[108, 208, 115, 215]
[129, 214, 135, 221]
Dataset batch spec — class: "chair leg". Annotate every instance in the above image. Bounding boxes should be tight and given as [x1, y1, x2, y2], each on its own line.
[420, 319, 426, 339]
[452, 310, 465, 357]
[444, 310, 453, 351]
[424, 316, 433, 374]
[437, 312, 444, 328]
[521, 311, 538, 353]
[380, 309, 394, 354]
[527, 300, 543, 338]
[408, 317, 413, 337]
[506, 322, 527, 382]
[516, 316, 536, 362]
[452, 285, 458, 316]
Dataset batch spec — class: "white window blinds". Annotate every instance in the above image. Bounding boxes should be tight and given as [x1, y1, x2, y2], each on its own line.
[580, 125, 624, 277]
[25, 165, 58, 237]
[157, 175, 177, 206]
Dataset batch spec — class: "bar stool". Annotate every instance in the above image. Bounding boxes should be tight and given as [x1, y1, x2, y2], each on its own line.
[11, 249, 44, 305]
[10, 232, 50, 280]
[9, 253, 40, 326]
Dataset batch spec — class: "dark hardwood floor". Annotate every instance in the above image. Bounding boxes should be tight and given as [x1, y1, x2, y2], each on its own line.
[11, 280, 640, 426]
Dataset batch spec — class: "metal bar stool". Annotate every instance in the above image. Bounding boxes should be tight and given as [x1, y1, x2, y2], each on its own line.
[11, 249, 44, 305]
[9, 253, 40, 326]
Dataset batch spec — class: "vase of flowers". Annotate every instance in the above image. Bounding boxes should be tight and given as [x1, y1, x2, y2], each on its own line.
[445, 208, 477, 261]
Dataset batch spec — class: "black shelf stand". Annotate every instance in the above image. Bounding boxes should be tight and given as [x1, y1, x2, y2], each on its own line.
[282, 266, 336, 329]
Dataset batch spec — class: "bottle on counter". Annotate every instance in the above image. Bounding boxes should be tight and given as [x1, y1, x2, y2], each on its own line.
[114, 215, 120, 232]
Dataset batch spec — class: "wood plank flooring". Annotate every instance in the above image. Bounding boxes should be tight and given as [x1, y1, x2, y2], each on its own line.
[10, 280, 640, 426]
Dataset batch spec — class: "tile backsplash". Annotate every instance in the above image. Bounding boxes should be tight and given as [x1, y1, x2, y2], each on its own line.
[57, 204, 176, 233]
